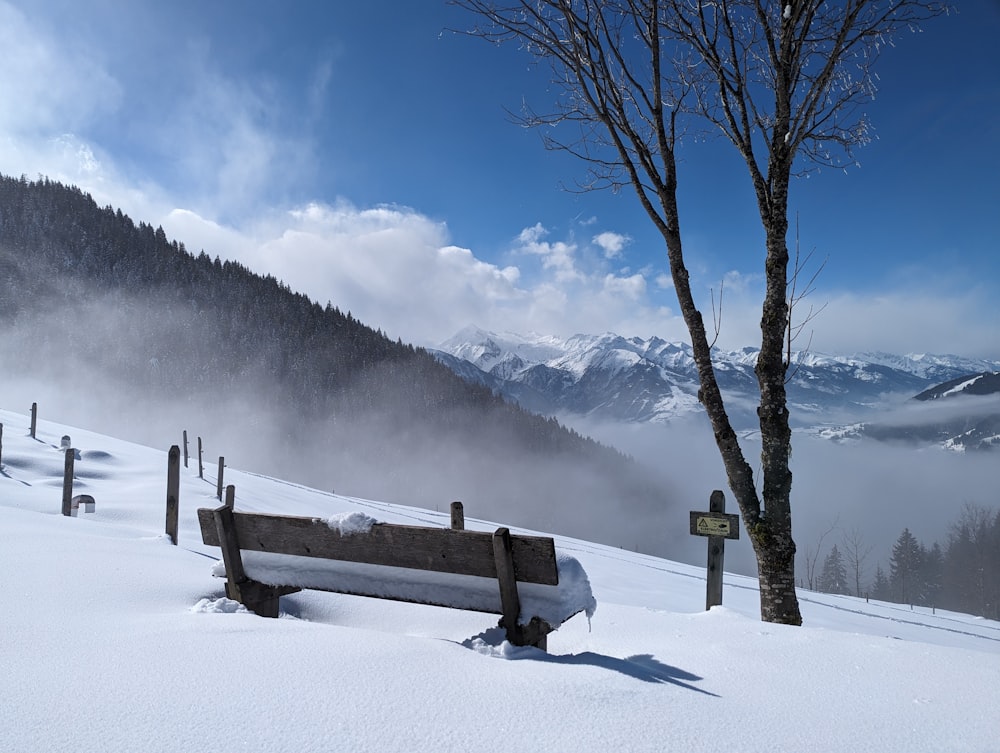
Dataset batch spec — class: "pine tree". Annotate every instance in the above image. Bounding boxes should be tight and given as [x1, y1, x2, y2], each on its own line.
[871, 564, 891, 602]
[890, 528, 923, 605]
[817, 544, 850, 595]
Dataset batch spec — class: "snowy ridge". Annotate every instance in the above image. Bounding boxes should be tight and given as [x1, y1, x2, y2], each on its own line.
[2, 407, 999, 752]
[434, 327, 1000, 429]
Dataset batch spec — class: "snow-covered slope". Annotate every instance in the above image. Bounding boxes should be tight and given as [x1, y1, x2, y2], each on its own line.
[1, 407, 998, 753]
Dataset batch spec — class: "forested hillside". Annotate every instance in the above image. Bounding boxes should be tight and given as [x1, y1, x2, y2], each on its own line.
[0, 176, 675, 553]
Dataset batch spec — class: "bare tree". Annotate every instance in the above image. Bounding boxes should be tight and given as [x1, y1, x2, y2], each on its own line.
[456, 0, 946, 624]
[842, 525, 874, 598]
[801, 516, 838, 591]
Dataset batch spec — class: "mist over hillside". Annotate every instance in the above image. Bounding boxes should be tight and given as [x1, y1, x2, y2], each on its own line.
[0, 176, 679, 557]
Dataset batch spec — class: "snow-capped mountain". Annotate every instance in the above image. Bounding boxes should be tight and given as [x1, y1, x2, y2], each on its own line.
[433, 327, 1000, 439]
[852, 371, 1000, 452]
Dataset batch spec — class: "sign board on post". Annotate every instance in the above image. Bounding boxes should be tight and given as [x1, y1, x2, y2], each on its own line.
[689, 490, 739, 610]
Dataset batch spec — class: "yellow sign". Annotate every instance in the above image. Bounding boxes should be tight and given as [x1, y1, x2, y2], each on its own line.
[696, 516, 731, 536]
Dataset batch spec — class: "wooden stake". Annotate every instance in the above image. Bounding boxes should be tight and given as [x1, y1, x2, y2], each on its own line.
[225, 484, 235, 510]
[165, 445, 180, 545]
[30, 402, 37, 439]
[450, 501, 464, 530]
[197, 436, 204, 479]
[61, 448, 74, 516]
[217, 457, 225, 501]
[182, 430, 189, 468]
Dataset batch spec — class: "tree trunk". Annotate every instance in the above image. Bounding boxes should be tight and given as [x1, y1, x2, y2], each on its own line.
[749, 152, 802, 624]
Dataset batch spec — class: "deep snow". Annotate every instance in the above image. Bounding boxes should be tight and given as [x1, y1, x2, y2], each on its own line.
[1, 408, 997, 753]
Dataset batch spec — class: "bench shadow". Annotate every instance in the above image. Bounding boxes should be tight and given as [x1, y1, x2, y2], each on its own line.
[544, 651, 717, 695]
[462, 630, 717, 695]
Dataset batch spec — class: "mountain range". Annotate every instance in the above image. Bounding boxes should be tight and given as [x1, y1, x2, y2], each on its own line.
[433, 326, 1000, 451]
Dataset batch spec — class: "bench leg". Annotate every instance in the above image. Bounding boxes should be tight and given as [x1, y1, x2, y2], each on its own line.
[239, 581, 301, 618]
[213, 504, 300, 617]
[492, 527, 552, 650]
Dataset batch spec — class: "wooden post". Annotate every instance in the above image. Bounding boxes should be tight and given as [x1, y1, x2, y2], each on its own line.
[217, 456, 225, 501]
[225, 484, 235, 510]
[182, 430, 189, 468]
[705, 490, 726, 609]
[212, 504, 248, 601]
[30, 402, 37, 439]
[450, 501, 465, 530]
[689, 490, 740, 611]
[165, 445, 180, 545]
[197, 436, 204, 479]
[0, 422, 4, 466]
[492, 528, 522, 641]
[61, 448, 74, 516]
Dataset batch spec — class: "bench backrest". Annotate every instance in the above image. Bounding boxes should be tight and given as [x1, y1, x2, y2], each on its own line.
[197, 508, 559, 586]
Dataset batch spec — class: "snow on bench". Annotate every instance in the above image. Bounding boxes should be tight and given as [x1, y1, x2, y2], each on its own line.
[197, 506, 596, 650]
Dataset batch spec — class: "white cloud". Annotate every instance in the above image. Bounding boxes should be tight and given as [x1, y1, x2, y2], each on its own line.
[158, 204, 689, 346]
[515, 222, 582, 283]
[0, 3, 121, 136]
[593, 231, 630, 259]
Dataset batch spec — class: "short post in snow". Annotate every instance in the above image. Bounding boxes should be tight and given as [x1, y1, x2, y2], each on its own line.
[183, 430, 189, 468]
[224, 484, 235, 510]
[216, 457, 225, 501]
[197, 436, 204, 479]
[0, 422, 4, 466]
[30, 402, 37, 439]
[689, 490, 740, 610]
[166, 445, 180, 545]
[61, 447, 75, 516]
[450, 501, 465, 530]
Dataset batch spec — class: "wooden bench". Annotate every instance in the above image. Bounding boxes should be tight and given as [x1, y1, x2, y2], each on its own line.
[197, 504, 571, 649]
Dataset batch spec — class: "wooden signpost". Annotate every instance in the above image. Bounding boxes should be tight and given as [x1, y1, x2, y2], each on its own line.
[690, 490, 740, 610]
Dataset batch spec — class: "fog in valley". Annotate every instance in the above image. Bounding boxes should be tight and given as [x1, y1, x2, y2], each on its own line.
[0, 288, 674, 557]
[568, 408, 1000, 582]
[2, 277, 996, 592]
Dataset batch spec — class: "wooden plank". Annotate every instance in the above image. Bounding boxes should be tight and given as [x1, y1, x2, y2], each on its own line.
[196, 509, 559, 585]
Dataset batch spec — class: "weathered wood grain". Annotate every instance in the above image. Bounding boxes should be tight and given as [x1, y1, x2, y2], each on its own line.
[197, 508, 559, 585]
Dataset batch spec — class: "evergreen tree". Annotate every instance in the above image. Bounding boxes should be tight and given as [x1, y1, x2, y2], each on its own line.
[890, 528, 923, 605]
[919, 542, 944, 608]
[817, 545, 850, 595]
[871, 564, 891, 602]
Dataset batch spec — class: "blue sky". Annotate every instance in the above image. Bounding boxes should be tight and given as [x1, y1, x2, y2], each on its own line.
[2, 0, 998, 357]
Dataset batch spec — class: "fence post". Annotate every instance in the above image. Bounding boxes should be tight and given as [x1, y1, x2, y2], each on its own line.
[450, 501, 465, 530]
[0, 422, 4, 466]
[183, 430, 189, 468]
[30, 402, 37, 439]
[166, 445, 180, 545]
[217, 457, 225, 501]
[61, 448, 74, 516]
[197, 437, 204, 479]
[225, 484, 235, 510]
